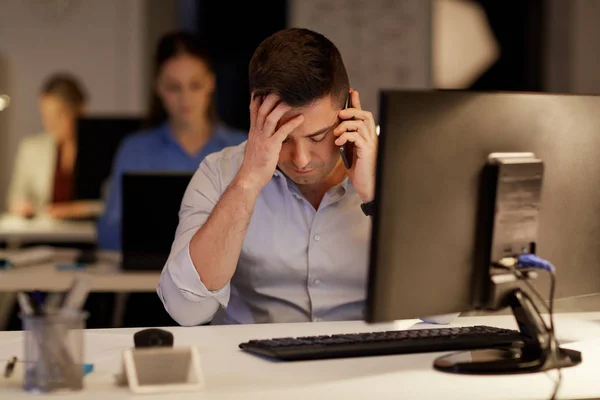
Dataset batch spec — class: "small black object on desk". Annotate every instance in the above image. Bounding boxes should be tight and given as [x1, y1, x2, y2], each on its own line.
[134, 328, 174, 348]
[4, 356, 17, 378]
[75, 250, 97, 265]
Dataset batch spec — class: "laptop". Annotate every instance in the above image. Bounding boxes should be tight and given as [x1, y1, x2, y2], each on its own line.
[121, 172, 193, 271]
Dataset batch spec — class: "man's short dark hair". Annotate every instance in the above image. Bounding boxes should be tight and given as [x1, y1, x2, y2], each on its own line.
[249, 28, 350, 108]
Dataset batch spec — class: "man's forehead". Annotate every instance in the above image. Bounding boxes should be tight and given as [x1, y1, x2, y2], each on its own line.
[278, 98, 338, 132]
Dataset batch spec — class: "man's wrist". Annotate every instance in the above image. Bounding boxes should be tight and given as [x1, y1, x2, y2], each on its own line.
[230, 173, 263, 201]
[357, 189, 374, 204]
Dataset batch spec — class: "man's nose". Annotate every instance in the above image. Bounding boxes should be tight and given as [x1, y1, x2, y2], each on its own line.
[292, 145, 311, 169]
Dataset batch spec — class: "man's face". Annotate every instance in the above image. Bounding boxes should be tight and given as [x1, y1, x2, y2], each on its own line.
[276, 95, 343, 185]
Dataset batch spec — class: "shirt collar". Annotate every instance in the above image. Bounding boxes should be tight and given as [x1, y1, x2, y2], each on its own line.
[273, 168, 351, 198]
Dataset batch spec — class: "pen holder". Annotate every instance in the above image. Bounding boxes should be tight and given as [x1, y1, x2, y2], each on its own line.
[20, 311, 88, 393]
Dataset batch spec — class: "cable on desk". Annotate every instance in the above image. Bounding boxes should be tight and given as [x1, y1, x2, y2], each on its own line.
[500, 255, 560, 400]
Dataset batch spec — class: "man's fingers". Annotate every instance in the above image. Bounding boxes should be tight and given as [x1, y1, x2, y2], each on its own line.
[350, 89, 362, 110]
[338, 108, 376, 140]
[334, 131, 368, 149]
[249, 92, 260, 127]
[272, 114, 304, 143]
[255, 93, 281, 132]
[338, 108, 373, 123]
[348, 89, 377, 138]
[334, 120, 371, 142]
[262, 102, 292, 136]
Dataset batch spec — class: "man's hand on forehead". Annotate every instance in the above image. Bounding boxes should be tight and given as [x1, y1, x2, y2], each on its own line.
[236, 92, 305, 191]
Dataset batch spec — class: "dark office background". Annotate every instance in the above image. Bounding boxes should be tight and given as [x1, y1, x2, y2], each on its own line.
[470, 0, 545, 92]
[191, 0, 547, 131]
[195, 1, 288, 131]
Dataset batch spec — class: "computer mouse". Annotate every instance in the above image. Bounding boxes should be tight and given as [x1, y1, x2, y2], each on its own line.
[133, 328, 174, 348]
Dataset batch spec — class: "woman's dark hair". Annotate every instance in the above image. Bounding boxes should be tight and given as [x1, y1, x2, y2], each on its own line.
[41, 73, 87, 110]
[145, 31, 217, 128]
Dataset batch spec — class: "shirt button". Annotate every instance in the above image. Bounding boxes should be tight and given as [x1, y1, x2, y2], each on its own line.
[314, 279, 321, 285]
[314, 235, 321, 242]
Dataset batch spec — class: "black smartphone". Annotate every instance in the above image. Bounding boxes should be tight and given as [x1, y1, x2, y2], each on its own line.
[339, 94, 354, 169]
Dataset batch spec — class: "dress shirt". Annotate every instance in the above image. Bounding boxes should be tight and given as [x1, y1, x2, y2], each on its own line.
[157, 141, 373, 325]
[96, 122, 247, 250]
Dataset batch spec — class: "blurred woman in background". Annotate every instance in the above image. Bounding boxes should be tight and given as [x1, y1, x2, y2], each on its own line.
[97, 31, 247, 250]
[7, 73, 102, 219]
[95, 30, 247, 328]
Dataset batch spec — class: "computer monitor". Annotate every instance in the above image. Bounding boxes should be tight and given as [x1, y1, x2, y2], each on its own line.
[368, 90, 600, 373]
[74, 116, 142, 200]
[121, 171, 193, 271]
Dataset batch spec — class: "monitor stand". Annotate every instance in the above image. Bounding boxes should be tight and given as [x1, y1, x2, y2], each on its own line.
[433, 288, 581, 374]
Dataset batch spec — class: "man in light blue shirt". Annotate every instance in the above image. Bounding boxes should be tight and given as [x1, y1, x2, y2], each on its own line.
[158, 28, 457, 326]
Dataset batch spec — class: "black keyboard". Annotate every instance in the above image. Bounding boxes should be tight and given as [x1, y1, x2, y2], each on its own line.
[239, 325, 523, 361]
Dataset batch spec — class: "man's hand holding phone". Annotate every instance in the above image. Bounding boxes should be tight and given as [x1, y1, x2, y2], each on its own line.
[334, 89, 378, 203]
[235, 93, 304, 192]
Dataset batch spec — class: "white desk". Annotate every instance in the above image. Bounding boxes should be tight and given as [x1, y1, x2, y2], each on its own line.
[0, 214, 96, 248]
[1, 313, 600, 399]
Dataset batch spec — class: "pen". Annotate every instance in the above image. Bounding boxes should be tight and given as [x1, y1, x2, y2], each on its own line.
[44, 293, 63, 313]
[61, 277, 90, 315]
[17, 292, 34, 316]
[31, 291, 45, 315]
[2, 357, 93, 379]
[4, 356, 17, 378]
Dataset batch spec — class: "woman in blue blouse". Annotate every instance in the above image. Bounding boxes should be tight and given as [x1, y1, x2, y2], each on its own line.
[97, 31, 246, 250]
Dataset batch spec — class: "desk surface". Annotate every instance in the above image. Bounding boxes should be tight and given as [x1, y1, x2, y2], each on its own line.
[0, 261, 160, 292]
[1, 313, 600, 399]
[0, 214, 96, 245]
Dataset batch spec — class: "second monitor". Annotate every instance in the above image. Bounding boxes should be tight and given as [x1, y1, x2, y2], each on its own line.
[74, 116, 142, 201]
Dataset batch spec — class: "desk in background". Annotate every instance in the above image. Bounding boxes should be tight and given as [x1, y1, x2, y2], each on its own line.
[0, 261, 159, 293]
[0, 249, 160, 329]
[0, 213, 98, 330]
[0, 214, 96, 248]
[1, 313, 600, 399]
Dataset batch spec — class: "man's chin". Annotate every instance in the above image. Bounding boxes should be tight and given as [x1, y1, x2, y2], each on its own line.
[283, 168, 321, 184]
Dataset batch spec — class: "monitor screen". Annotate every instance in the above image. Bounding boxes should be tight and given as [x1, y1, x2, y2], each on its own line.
[74, 116, 142, 200]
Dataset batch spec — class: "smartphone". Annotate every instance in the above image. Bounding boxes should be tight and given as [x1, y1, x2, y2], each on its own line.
[339, 94, 354, 169]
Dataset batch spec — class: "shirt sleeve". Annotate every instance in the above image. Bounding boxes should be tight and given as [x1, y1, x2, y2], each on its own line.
[157, 156, 232, 326]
